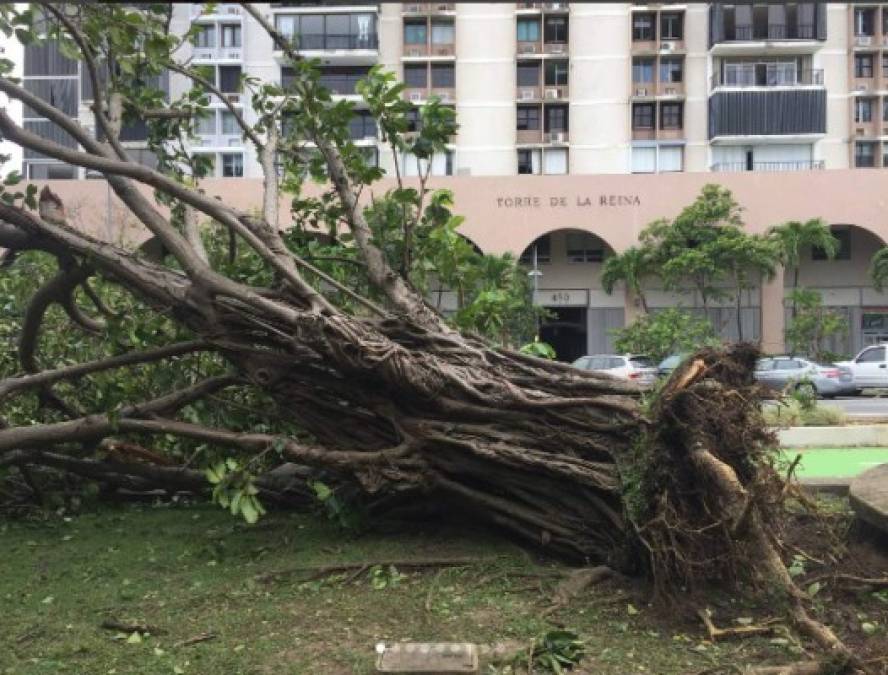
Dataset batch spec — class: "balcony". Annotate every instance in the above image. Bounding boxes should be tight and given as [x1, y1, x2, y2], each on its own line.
[273, 31, 379, 64]
[517, 40, 568, 56]
[710, 160, 825, 172]
[191, 3, 242, 19]
[709, 89, 826, 139]
[710, 5, 825, 54]
[516, 84, 569, 101]
[516, 129, 569, 145]
[710, 68, 824, 89]
[656, 81, 684, 97]
[402, 3, 455, 14]
[192, 133, 243, 150]
[191, 46, 243, 63]
[404, 87, 455, 104]
[402, 42, 456, 58]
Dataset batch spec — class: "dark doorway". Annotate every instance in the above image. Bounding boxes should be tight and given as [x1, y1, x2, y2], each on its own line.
[540, 307, 588, 363]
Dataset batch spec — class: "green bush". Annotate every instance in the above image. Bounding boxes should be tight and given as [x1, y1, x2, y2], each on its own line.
[764, 400, 846, 427]
[612, 308, 719, 362]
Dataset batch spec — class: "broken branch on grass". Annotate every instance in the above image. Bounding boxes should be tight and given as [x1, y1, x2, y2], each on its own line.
[696, 609, 781, 642]
[100, 618, 168, 635]
[174, 632, 217, 647]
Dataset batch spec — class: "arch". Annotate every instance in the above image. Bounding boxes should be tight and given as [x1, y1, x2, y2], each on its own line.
[456, 232, 484, 257]
[512, 225, 623, 261]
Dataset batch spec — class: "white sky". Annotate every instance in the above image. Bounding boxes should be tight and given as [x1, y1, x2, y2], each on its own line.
[0, 29, 23, 174]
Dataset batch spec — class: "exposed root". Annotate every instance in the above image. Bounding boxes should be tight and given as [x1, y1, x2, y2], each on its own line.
[696, 608, 781, 642]
[541, 565, 615, 617]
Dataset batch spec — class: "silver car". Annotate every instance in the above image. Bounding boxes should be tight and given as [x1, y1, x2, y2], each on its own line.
[754, 357, 855, 398]
[572, 354, 658, 385]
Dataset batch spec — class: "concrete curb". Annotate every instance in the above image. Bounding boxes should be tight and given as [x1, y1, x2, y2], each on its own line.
[778, 424, 888, 448]
[799, 477, 851, 496]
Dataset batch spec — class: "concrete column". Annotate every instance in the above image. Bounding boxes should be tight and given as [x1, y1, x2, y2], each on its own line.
[760, 267, 785, 354]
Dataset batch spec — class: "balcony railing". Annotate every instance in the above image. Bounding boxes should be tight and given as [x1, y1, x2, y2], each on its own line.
[710, 68, 824, 89]
[275, 32, 378, 50]
[711, 160, 825, 172]
[402, 2, 455, 13]
[191, 3, 242, 18]
[403, 43, 456, 57]
[727, 23, 815, 41]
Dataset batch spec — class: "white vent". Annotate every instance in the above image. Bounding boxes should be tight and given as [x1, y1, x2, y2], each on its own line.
[856, 35, 873, 46]
[409, 91, 424, 102]
[225, 93, 241, 104]
[547, 43, 565, 54]
[545, 88, 559, 99]
[546, 2, 565, 9]
[634, 86, 648, 96]
[519, 88, 536, 100]
[660, 41, 674, 52]
[519, 43, 538, 54]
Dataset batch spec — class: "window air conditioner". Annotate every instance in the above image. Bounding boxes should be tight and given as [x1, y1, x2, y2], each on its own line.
[520, 88, 536, 100]
[547, 2, 565, 9]
[226, 93, 241, 104]
[660, 41, 674, 51]
[547, 131, 565, 143]
[545, 88, 559, 99]
[634, 86, 648, 96]
[857, 35, 873, 46]
[439, 91, 453, 102]
[409, 91, 424, 102]
[519, 43, 538, 53]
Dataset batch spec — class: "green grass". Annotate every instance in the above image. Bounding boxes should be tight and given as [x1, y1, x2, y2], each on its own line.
[0, 502, 793, 674]
[786, 447, 888, 479]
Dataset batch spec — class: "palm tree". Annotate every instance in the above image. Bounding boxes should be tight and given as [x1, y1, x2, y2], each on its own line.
[769, 219, 839, 318]
[601, 245, 654, 314]
[870, 248, 888, 292]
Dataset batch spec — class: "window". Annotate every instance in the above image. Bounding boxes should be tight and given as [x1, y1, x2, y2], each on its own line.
[520, 234, 550, 264]
[883, 54, 888, 78]
[856, 346, 885, 363]
[543, 148, 567, 175]
[221, 153, 243, 178]
[659, 57, 683, 83]
[318, 66, 370, 95]
[659, 145, 683, 172]
[195, 112, 216, 136]
[632, 103, 654, 129]
[544, 60, 568, 86]
[405, 108, 420, 132]
[275, 13, 377, 50]
[544, 16, 568, 43]
[856, 142, 876, 168]
[885, 98, 888, 122]
[517, 62, 540, 86]
[348, 111, 377, 139]
[194, 24, 215, 48]
[660, 102, 682, 129]
[218, 65, 242, 93]
[813, 229, 851, 260]
[632, 58, 654, 83]
[660, 12, 682, 40]
[404, 20, 427, 44]
[25, 163, 76, 179]
[221, 110, 240, 135]
[517, 18, 541, 42]
[856, 98, 874, 123]
[23, 79, 78, 117]
[544, 105, 568, 132]
[404, 63, 428, 88]
[402, 151, 454, 176]
[221, 24, 241, 48]
[632, 147, 655, 173]
[883, 143, 888, 169]
[632, 13, 654, 41]
[517, 105, 541, 130]
[517, 149, 540, 174]
[431, 63, 455, 88]
[431, 20, 454, 44]
[566, 232, 604, 263]
[855, 7, 875, 36]
[855, 54, 874, 78]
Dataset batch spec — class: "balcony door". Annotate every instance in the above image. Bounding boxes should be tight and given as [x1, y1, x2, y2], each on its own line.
[723, 61, 797, 86]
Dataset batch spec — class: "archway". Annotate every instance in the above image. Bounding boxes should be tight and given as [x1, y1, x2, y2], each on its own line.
[519, 228, 619, 363]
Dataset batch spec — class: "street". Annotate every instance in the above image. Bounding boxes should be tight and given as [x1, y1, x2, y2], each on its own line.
[766, 396, 888, 419]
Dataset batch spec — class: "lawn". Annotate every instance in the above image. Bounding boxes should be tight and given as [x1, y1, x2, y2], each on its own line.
[789, 447, 888, 479]
[0, 501, 884, 674]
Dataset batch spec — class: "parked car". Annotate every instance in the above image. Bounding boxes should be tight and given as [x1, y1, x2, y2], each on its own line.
[657, 353, 690, 378]
[836, 345, 888, 391]
[754, 356, 855, 398]
[572, 354, 658, 385]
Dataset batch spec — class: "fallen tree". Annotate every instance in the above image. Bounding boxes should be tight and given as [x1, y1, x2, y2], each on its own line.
[0, 4, 869, 669]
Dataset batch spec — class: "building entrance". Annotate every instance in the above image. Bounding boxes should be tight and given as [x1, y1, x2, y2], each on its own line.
[540, 307, 588, 363]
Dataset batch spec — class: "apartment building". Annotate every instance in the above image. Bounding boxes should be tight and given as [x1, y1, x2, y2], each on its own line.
[13, 3, 888, 360]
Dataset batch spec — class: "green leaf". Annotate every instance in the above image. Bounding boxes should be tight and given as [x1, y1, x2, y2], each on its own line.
[807, 581, 822, 598]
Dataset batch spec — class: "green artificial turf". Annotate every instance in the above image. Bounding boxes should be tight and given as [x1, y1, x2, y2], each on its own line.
[787, 448, 888, 479]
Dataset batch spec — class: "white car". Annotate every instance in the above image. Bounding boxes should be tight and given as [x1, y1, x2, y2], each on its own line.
[836, 344, 888, 390]
[572, 354, 658, 385]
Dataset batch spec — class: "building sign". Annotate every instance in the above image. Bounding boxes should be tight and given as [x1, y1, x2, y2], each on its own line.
[533, 289, 589, 307]
[496, 195, 641, 209]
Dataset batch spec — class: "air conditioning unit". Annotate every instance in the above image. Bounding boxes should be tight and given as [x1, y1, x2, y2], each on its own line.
[660, 41, 674, 52]
[409, 91, 424, 102]
[856, 35, 873, 46]
[547, 131, 565, 143]
[407, 47, 423, 56]
[634, 86, 648, 96]
[664, 87, 677, 95]
[545, 87, 559, 99]
[226, 93, 241, 104]
[519, 88, 536, 100]
[519, 43, 538, 54]
[547, 43, 565, 54]
[546, 2, 565, 9]
[856, 127, 866, 136]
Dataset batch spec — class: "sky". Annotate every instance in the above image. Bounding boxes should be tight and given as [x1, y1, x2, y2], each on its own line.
[0, 32, 23, 175]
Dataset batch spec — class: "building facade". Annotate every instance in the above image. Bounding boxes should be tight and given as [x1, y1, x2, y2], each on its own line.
[13, 2, 888, 360]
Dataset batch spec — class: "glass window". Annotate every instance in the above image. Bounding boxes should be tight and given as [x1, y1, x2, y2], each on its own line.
[318, 66, 370, 95]
[632, 58, 654, 83]
[517, 149, 540, 175]
[221, 110, 240, 135]
[26, 162, 76, 179]
[566, 232, 604, 263]
[813, 229, 851, 260]
[431, 63, 455, 88]
[221, 24, 241, 48]
[856, 346, 885, 363]
[855, 142, 876, 168]
[856, 98, 874, 123]
[195, 112, 216, 136]
[405, 108, 420, 132]
[660, 102, 682, 129]
[544, 16, 568, 43]
[632, 103, 654, 129]
[404, 63, 428, 88]
[348, 111, 377, 139]
[218, 65, 242, 93]
[883, 54, 888, 77]
[275, 15, 298, 39]
[221, 153, 243, 177]
[431, 20, 454, 44]
[298, 15, 324, 49]
[194, 24, 215, 48]
[632, 13, 654, 41]
[543, 148, 567, 175]
[517, 62, 540, 86]
[659, 57, 683, 83]
[325, 15, 351, 49]
[855, 54, 874, 78]
[883, 143, 888, 169]
[544, 105, 568, 132]
[855, 7, 875, 36]
[404, 20, 427, 44]
[544, 60, 568, 86]
[660, 12, 682, 39]
[658, 145, 683, 172]
[517, 105, 541, 130]
[517, 18, 541, 42]
[351, 14, 375, 48]
[632, 147, 655, 173]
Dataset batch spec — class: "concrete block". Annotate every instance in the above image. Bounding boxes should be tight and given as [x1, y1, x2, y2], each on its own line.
[376, 642, 479, 674]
